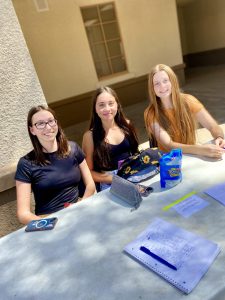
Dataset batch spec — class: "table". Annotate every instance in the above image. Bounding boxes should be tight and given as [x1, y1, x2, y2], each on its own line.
[1, 154, 225, 300]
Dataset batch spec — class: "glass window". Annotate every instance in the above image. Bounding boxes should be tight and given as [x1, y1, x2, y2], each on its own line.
[111, 57, 126, 73]
[86, 25, 103, 43]
[99, 3, 116, 22]
[107, 40, 122, 57]
[92, 43, 108, 62]
[104, 22, 119, 40]
[81, 2, 127, 79]
[82, 7, 99, 24]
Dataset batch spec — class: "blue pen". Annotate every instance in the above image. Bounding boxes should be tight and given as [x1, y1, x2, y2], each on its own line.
[140, 246, 177, 271]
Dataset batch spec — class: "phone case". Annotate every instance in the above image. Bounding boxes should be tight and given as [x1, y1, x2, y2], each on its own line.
[25, 217, 58, 232]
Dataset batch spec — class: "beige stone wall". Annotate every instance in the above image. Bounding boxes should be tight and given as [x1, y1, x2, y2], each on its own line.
[0, 0, 46, 170]
[12, 0, 183, 104]
[177, 0, 225, 54]
[116, 0, 182, 74]
[0, 0, 47, 236]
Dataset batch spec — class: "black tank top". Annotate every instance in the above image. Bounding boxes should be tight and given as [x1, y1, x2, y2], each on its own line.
[102, 136, 132, 171]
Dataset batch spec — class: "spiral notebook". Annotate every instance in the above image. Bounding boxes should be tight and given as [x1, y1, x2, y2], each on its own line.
[124, 218, 220, 294]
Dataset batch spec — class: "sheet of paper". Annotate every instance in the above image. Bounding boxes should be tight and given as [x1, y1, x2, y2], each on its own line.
[124, 217, 220, 294]
[173, 195, 209, 218]
[163, 191, 196, 211]
[142, 230, 192, 269]
[204, 182, 225, 205]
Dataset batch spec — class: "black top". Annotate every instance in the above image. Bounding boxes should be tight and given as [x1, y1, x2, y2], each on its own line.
[15, 141, 85, 215]
[101, 136, 132, 171]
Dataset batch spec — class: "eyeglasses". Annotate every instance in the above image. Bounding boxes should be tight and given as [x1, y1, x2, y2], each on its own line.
[34, 119, 57, 130]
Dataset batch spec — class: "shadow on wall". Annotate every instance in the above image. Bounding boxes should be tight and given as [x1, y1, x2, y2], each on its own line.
[0, 188, 35, 237]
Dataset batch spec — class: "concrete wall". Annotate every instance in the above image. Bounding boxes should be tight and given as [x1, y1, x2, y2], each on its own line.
[0, 0, 48, 237]
[0, 0, 46, 183]
[177, 0, 225, 55]
[12, 0, 183, 104]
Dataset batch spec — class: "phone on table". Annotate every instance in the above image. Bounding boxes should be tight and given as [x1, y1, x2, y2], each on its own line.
[25, 217, 58, 232]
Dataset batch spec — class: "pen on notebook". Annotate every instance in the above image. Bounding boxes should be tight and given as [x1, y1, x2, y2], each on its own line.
[140, 246, 177, 271]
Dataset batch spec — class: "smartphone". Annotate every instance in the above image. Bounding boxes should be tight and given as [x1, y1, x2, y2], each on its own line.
[25, 217, 58, 232]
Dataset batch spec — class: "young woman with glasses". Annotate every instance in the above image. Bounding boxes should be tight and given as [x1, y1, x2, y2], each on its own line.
[15, 105, 96, 224]
[144, 64, 225, 158]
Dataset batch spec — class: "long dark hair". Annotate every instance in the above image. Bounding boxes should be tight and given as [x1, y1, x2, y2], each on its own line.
[27, 105, 69, 165]
[89, 86, 139, 170]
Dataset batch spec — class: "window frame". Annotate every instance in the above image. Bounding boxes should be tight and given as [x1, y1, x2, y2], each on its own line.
[80, 2, 128, 80]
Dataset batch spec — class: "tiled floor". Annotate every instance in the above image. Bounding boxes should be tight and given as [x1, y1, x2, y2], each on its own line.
[64, 64, 225, 146]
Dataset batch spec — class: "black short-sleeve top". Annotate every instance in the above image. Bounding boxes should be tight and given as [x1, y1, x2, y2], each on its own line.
[15, 141, 85, 215]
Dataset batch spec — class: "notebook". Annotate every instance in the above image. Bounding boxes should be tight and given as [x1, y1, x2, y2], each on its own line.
[124, 218, 220, 294]
[204, 182, 225, 206]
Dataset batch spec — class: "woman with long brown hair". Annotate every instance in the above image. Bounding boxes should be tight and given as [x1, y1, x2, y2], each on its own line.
[82, 86, 139, 191]
[15, 105, 95, 224]
[144, 64, 225, 158]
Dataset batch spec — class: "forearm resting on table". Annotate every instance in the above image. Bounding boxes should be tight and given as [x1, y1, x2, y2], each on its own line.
[167, 140, 225, 158]
[159, 139, 197, 155]
[16, 181, 41, 225]
[91, 170, 113, 184]
[82, 182, 96, 200]
[169, 142, 205, 155]
[209, 124, 224, 140]
[209, 125, 225, 147]
[17, 210, 41, 225]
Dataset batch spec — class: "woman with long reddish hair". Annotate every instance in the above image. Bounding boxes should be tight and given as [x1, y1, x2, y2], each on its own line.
[144, 64, 225, 158]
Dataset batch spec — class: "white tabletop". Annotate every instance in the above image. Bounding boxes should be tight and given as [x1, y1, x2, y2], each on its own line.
[1, 154, 225, 300]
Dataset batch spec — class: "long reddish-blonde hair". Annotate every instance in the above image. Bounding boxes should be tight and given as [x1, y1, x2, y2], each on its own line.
[144, 64, 196, 146]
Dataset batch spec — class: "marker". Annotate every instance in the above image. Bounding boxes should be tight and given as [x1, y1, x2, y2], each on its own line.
[140, 246, 177, 271]
[162, 190, 196, 211]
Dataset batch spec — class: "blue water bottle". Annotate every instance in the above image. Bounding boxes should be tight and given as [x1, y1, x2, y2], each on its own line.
[160, 149, 182, 188]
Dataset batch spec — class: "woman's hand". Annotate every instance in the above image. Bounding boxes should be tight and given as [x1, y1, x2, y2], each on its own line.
[214, 136, 225, 148]
[199, 144, 225, 159]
